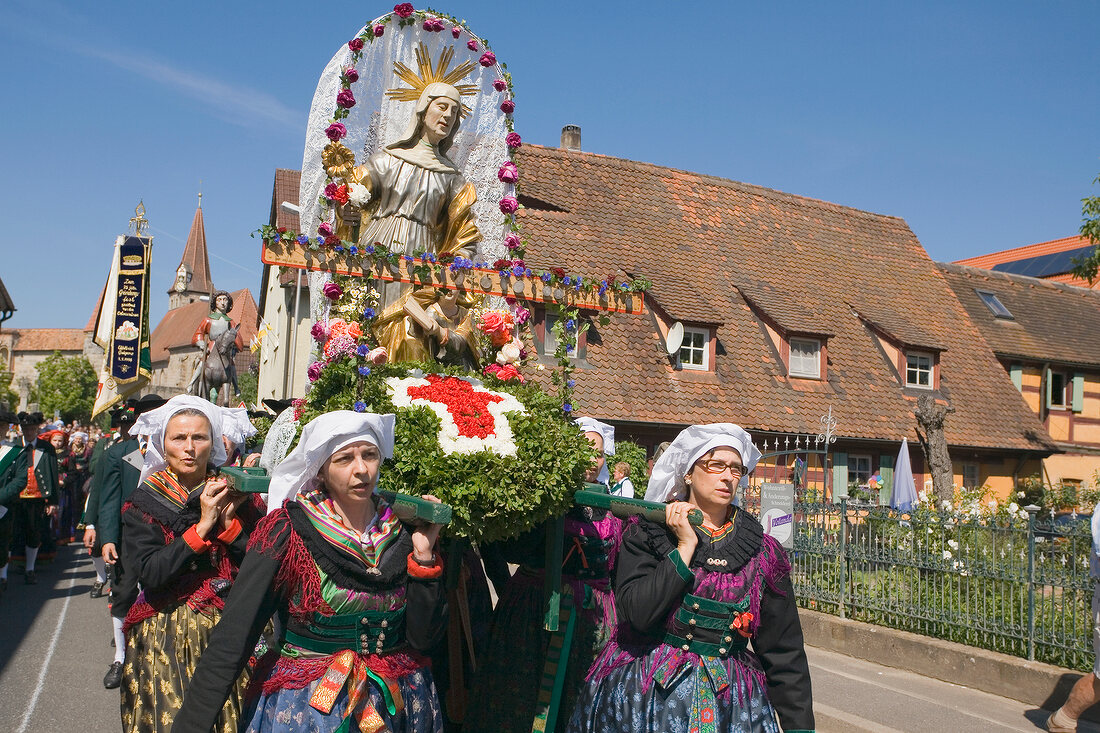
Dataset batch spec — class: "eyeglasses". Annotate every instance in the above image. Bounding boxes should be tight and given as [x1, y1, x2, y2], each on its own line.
[696, 460, 746, 477]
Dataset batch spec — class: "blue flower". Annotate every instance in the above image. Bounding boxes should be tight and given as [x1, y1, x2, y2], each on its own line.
[362, 307, 376, 320]
[349, 246, 359, 255]
[541, 273, 552, 283]
[562, 403, 573, 413]
[566, 345, 574, 354]
[297, 235, 310, 245]
[565, 319, 576, 332]
[403, 255, 414, 262]
[365, 245, 376, 255]
[358, 366, 371, 376]
[567, 379, 575, 388]
[353, 401, 367, 412]
[334, 245, 344, 253]
[316, 236, 326, 245]
[598, 281, 608, 296]
[563, 276, 572, 286]
[512, 265, 525, 277]
[356, 344, 371, 357]
[428, 253, 437, 263]
[574, 280, 582, 292]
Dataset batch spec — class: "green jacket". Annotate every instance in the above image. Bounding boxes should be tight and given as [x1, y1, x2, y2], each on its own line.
[0, 440, 59, 505]
[96, 438, 143, 548]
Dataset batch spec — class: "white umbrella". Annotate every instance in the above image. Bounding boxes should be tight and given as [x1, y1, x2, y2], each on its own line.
[891, 437, 918, 511]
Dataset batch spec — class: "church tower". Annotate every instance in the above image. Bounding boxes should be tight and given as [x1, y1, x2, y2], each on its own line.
[168, 198, 215, 310]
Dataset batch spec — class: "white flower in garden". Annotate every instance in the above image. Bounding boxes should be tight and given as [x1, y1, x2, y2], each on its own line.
[947, 539, 959, 550]
[942, 550, 952, 560]
[1017, 491, 1026, 499]
[1018, 509, 1029, 520]
[941, 500, 953, 511]
[1008, 502, 1019, 513]
[988, 498, 998, 509]
[927, 527, 933, 535]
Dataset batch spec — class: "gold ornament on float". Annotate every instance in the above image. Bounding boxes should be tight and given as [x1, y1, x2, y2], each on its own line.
[385, 42, 478, 117]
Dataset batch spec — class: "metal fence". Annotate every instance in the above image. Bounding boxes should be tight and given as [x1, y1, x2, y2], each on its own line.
[740, 496, 1095, 672]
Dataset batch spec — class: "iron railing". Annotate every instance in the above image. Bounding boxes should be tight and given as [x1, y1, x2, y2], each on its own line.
[740, 496, 1095, 672]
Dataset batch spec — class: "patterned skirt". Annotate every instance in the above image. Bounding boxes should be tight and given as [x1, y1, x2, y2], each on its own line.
[565, 649, 780, 733]
[121, 603, 251, 733]
[464, 571, 613, 733]
[243, 667, 443, 733]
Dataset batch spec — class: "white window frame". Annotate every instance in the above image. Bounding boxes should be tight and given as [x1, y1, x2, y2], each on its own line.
[850, 454, 872, 485]
[962, 463, 980, 489]
[788, 337, 822, 379]
[678, 327, 710, 371]
[905, 351, 934, 389]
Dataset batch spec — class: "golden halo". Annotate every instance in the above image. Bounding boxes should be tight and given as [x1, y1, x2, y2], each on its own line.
[385, 42, 478, 117]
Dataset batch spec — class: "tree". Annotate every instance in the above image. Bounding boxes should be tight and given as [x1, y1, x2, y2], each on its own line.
[32, 351, 98, 423]
[1070, 174, 1100, 284]
[236, 370, 258, 408]
[0, 370, 18, 411]
[914, 393, 955, 503]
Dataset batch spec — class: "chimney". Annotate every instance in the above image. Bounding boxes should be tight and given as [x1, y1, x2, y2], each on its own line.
[560, 125, 581, 151]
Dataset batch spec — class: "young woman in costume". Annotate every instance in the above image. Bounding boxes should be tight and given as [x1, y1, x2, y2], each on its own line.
[172, 410, 448, 733]
[120, 395, 262, 733]
[567, 423, 815, 733]
[465, 417, 623, 733]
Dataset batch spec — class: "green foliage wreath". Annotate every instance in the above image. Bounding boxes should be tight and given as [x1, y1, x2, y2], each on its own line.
[302, 356, 595, 543]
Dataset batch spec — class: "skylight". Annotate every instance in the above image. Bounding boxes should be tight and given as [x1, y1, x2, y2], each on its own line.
[975, 290, 1013, 319]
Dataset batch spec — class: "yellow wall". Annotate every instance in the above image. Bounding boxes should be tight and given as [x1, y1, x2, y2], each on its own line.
[1048, 412, 1072, 441]
[950, 457, 1044, 500]
[1044, 454, 1100, 488]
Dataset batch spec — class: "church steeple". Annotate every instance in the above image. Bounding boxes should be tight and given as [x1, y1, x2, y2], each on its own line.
[168, 200, 214, 309]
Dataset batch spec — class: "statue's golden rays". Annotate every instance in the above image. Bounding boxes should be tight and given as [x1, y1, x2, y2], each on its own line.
[385, 42, 478, 117]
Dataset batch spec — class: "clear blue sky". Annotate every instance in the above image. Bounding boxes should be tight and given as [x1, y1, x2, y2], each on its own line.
[2, 0, 1097, 329]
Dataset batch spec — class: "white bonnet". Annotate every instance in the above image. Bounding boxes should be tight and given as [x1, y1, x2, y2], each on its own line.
[644, 423, 761, 503]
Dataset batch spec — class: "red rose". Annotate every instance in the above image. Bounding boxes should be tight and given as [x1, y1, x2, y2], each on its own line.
[324, 235, 341, 247]
[333, 184, 350, 205]
[373, 24, 385, 37]
[479, 51, 496, 67]
[336, 89, 356, 109]
[318, 222, 334, 237]
[277, 226, 287, 234]
[467, 39, 479, 51]
[491, 330, 511, 348]
[343, 67, 359, 83]
[480, 311, 505, 333]
[348, 38, 364, 52]
[550, 267, 566, 279]
[493, 258, 512, 271]
[393, 3, 414, 18]
[500, 99, 515, 114]
[496, 364, 524, 383]
[493, 79, 507, 92]
[451, 26, 462, 38]
[505, 132, 522, 148]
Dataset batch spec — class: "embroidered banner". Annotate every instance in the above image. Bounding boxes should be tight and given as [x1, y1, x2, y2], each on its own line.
[93, 235, 153, 417]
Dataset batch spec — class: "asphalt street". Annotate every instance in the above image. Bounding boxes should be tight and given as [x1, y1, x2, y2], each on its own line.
[3, 545, 1099, 733]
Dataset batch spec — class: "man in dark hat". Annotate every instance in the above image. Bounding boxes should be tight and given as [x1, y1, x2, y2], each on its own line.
[95, 393, 164, 689]
[0, 411, 60, 584]
[0, 408, 20, 594]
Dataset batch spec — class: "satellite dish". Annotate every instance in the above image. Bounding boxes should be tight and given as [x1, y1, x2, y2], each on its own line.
[665, 321, 685, 355]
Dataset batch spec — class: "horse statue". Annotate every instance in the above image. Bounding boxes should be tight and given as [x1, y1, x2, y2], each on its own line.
[190, 323, 241, 406]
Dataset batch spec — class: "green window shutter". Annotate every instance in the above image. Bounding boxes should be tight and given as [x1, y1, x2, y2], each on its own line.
[1072, 373, 1085, 413]
[832, 452, 848, 502]
[879, 455, 895, 505]
[1009, 365, 1023, 391]
[1045, 368, 1053, 409]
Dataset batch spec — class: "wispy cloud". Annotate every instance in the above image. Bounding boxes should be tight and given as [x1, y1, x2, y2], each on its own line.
[1, 1, 302, 133]
[72, 44, 304, 133]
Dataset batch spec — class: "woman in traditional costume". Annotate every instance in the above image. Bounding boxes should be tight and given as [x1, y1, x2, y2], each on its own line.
[465, 418, 623, 733]
[568, 424, 814, 733]
[120, 395, 261, 733]
[172, 410, 448, 733]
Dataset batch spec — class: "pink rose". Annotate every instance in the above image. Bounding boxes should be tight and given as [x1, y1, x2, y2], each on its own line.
[336, 89, 356, 109]
[343, 68, 359, 83]
[373, 24, 385, 37]
[307, 361, 324, 382]
[393, 3, 414, 18]
[500, 99, 515, 114]
[504, 233, 521, 249]
[496, 364, 524, 383]
[348, 38, 364, 52]
[322, 282, 343, 301]
[499, 196, 519, 214]
[451, 26, 462, 38]
[424, 17, 444, 32]
[318, 222, 333, 237]
[479, 51, 496, 67]
[325, 122, 347, 141]
[323, 182, 339, 200]
[467, 39, 479, 51]
[310, 322, 328, 342]
[497, 161, 518, 183]
[505, 132, 522, 149]
[493, 79, 507, 92]
[368, 347, 389, 365]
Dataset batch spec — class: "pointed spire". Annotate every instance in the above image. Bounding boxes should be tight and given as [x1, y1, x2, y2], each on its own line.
[171, 205, 213, 297]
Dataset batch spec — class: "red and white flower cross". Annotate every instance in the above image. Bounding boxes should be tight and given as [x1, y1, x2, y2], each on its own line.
[387, 374, 526, 456]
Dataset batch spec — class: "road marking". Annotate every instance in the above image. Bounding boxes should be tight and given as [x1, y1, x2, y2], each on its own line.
[15, 564, 79, 733]
[814, 702, 906, 733]
[809, 659, 1029, 732]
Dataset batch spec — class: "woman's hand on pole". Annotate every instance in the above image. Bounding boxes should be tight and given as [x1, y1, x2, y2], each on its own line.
[410, 494, 444, 563]
[666, 501, 699, 565]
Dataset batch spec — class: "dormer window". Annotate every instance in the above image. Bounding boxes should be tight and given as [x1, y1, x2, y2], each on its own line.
[976, 290, 1013, 320]
[678, 326, 711, 370]
[788, 338, 822, 379]
[905, 351, 934, 389]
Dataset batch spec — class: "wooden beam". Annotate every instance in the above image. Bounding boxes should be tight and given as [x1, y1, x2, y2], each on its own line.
[261, 239, 644, 314]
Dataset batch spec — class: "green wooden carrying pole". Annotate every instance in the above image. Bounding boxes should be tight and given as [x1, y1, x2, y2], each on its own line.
[574, 488, 703, 526]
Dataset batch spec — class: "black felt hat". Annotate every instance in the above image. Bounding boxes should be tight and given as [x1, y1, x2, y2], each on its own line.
[262, 398, 295, 416]
[17, 411, 44, 425]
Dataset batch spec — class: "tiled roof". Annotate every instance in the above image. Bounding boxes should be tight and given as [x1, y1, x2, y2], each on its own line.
[173, 206, 214, 296]
[149, 288, 259, 363]
[954, 235, 1097, 288]
[515, 145, 1055, 453]
[938, 262, 1100, 367]
[10, 328, 85, 352]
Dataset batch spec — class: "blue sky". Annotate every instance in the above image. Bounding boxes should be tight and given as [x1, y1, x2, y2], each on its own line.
[2, 0, 1097, 329]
